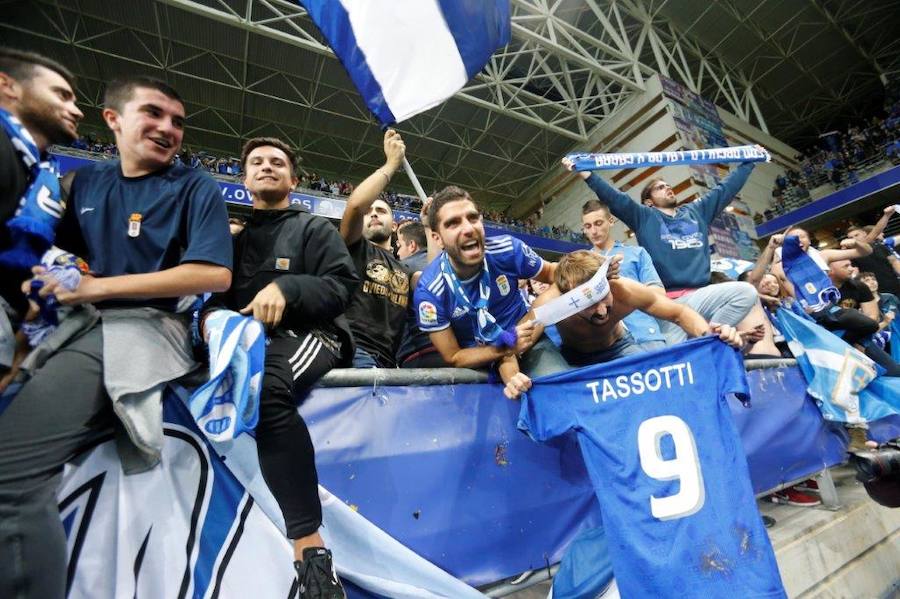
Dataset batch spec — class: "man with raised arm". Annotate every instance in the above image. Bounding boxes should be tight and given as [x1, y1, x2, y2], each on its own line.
[0, 76, 232, 599]
[564, 155, 758, 343]
[339, 129, 412, 368]
[0, 48, 83, 387]
[202, 137, 356, 598]
[503, 251, 743, 399]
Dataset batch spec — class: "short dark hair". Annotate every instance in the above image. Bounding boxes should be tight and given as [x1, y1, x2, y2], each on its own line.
[240, 137, 299, 176]
[859, 271, 876, 279]
[429, 185, 474, 231]
[398, 221, 427, 249]
[0, 47, 76, 90]
[581, 199, 610, 216]
[104, 76, 182, 112]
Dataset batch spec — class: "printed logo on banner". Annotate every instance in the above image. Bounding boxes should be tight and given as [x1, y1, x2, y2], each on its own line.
[419, 301, 438, 325]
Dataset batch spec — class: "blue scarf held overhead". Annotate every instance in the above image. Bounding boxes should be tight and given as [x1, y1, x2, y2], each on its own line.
[780, 236, 840, 313]
[440, 253, 517, 348]
[565, 144, 770, 172]
[0, 108, 63, 270]
[189, 310, 265, 442]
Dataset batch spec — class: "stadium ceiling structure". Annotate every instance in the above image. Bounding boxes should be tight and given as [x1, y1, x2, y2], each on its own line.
[3, 0, 899, 211]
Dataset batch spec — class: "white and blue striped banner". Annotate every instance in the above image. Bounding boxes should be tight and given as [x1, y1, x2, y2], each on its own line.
[566, 145, 770, 172]
[775, 308, 900, 424]
[299, 0, 511, 125]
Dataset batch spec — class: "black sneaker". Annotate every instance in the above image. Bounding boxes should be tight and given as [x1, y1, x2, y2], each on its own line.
[295, 547, 346, 599]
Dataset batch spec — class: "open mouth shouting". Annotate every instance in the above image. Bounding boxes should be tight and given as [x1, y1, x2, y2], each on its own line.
[459, 238, 482, 261]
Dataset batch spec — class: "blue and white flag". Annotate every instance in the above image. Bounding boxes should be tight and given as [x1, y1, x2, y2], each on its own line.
[775, 308, 900, 423]
[189, 310, 265, 441]
[565, 145, 770, 172]
[710, 257, 754, 280]
[299, 0, 511, 125]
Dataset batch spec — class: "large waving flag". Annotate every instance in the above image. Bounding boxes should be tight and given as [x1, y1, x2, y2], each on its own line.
[299, 0, 511, 125]
[775, 308, 900, 423]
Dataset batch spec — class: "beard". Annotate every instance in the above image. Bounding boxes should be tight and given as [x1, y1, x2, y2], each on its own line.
[364, 224, 391, 244]
[18, 98, 76, 146]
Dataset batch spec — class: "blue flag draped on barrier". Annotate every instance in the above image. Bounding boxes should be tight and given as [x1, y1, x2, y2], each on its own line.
[298, 0, 511, 126]
[565, 144, 770, 172]
[891, 317, 900, 363]
[775, 308, 900, 423]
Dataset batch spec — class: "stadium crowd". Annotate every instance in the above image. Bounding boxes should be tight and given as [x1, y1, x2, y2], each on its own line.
[1, 47, 900, 599]
[764, 97, 900, 220]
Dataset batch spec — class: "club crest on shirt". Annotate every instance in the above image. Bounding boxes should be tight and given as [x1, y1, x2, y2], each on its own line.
[275, 257, 291, 270]
[496, 275, 511, 296]
[419, 301, 437, 325]
[366, 260, 390, 283]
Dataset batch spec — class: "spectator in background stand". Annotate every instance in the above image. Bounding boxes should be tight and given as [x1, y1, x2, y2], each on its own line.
[847, 206, 900, 294]
[581, 199, 667, 352]
[339, 129, 412, 368]
[564, 154, 759, 345]
[395, 220, 445, 368]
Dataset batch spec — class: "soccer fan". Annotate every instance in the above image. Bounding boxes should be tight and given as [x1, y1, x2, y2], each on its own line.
[859, 270, 900, 323]
[563, 155, 759, 341]
[414, 185, 562, 388]
[581, 199, 667, 351]
[0, 76, 232, 599]
[846, 205, 900, 295]
[395, 220, 445, 368]
[202, 137, 356, 598]
[508, 251, 743, 399]
[0, 48, 83, 385]
[340, 129, 411, 368]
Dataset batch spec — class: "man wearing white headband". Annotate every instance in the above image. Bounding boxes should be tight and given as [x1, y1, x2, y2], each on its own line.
[503, 251, 742, 399]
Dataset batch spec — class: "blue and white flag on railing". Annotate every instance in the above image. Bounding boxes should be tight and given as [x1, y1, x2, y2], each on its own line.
[189, 310, 265, 442]
[565, 145, 770, 172]
[775, 308, 900, 424]
[299, 0, 511, 125]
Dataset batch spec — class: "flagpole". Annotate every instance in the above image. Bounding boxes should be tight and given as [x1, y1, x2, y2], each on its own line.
[401, 156, 428, 203]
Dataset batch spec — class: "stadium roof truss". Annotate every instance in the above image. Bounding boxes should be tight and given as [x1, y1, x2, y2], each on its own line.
[2, 0, 898, 210]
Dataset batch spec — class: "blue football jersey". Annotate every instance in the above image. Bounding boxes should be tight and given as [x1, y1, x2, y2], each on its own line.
[519, 337, 786, 598]
[413, 235, 543, 348]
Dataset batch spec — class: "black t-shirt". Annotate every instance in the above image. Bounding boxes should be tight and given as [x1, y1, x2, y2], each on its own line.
[838, 278, 875, 310]
[344, 239, 410, 367]
[853, 243, 900, 296]
[0, 127, 32, 316]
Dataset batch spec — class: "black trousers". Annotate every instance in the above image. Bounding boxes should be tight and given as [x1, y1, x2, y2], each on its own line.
[258, 332, 338, 539]
[811, 306, 878, 345]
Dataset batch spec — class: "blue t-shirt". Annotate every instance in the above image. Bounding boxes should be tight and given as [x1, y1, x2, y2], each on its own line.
[414, 235, 543, 348]
[57, 160, 233, 311]
[585, 163, 754, 289]
[593, 242, 665, 344]
[519, 337, 785, 598]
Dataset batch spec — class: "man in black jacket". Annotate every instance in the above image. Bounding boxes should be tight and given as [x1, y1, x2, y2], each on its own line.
[202, 137, 358, 599]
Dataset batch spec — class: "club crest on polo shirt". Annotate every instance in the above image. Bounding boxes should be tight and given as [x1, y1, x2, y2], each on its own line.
[275, 257, 291, 270]
[419, 301, 437, 325]
[496, 275, 511, 296]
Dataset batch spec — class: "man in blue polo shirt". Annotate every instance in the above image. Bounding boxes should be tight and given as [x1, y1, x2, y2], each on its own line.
[414, 185, 565, 393]
[565, 156, 758, 344]
[0, 76, 232, 599]
[582, 199, 666, 352]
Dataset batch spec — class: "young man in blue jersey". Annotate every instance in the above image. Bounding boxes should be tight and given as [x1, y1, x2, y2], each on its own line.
[0, 76, 232, 599]
[564, 155, 759, 343]
[414, 185, 564, 390]
[581, 199, 667, 352]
